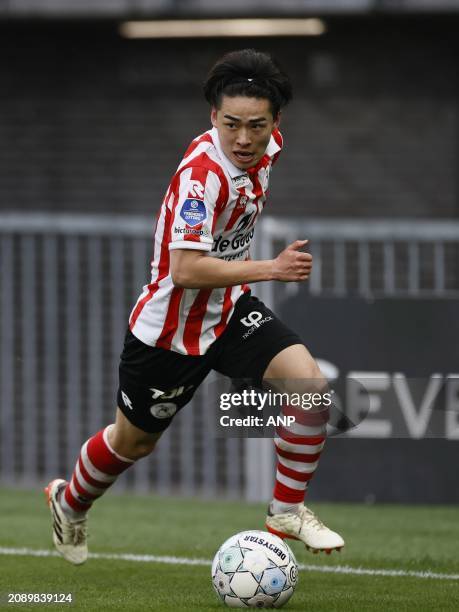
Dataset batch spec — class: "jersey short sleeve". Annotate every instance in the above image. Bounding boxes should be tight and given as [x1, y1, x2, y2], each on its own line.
[169, 165, 223, 252]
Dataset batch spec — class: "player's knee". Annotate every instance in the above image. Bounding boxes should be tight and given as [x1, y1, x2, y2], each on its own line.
[307, 367, 328, 393]
[109, 423, 160, 460]
[127, 437, 159, 460]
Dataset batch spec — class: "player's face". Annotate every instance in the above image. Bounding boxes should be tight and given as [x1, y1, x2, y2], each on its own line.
[211, 96, 280, 171]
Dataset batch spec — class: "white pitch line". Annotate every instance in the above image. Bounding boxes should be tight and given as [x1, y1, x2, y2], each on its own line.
[1, 547, 458, 581]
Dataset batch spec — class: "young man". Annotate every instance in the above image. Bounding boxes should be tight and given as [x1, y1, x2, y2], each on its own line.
[45, 49, 344, 565]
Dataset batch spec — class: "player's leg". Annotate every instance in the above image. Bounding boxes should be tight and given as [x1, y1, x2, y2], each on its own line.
[55, 407, 163, 513]
[212, 293, 343, 553]
[262, 344, 344, 553]
[44, 409, 162, 565]
[109, 406, 163, 458]
[264, 343, 326, 515]
[46, 329, 211, 565]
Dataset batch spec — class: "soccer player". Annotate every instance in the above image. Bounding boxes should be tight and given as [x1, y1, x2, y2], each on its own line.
[45, 49, 344, 564]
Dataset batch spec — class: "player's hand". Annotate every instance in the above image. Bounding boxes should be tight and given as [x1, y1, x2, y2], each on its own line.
[272, 240, 312, 282]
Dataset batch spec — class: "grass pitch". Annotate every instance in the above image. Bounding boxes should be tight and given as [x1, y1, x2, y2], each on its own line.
[1, 488, 458, 611]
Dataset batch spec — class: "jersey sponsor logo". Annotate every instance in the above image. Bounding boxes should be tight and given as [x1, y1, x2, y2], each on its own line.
[240, 310, 274, 339]
[180, 199, 206, 227]
[150, 402, 177, 419]
[235, 212, 256, 232]
[174, 226, 209, 237]
[232, 174, 251, 189]
[188, 180, 205, 199]
[212, 230, 254, 254]
[212, 212, 256, 255]
[121, 391, 133, 410]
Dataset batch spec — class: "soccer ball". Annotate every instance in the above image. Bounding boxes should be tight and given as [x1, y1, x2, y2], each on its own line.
[211, 530, 298, 608]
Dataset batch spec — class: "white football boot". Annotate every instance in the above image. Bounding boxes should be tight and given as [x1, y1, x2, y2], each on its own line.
[44, 478, 88, 565]
[265, 504, 344, 554]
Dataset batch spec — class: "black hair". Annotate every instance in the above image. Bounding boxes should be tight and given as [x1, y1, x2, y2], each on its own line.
[203, 49, 292, 118]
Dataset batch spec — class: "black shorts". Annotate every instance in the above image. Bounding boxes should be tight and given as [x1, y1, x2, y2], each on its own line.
[117, 292, 302, 433]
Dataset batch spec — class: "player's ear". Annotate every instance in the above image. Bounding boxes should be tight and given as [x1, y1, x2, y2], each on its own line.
[273, 111, 281, 129]
[211, 107, 218, 128]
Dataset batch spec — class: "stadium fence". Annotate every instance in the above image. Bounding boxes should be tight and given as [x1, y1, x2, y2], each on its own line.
[1, 213, 458, 501]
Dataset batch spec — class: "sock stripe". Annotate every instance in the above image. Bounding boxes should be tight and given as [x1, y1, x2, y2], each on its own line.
[86, 434, 132, 476]
[277, 453, 321, 472]
[275, 445, 322, 464]
[273, 480, 306, 504]
[276, 426, 326, 446]
[276, 470, 309, 491]
[81, 442, 119, 483]
[63, 484, 92, 514]
[281, 405, 329, 426]
[272, 404, 328, 507]
[277, 460, 317, 482]
[71, 474, 102, 501]
[275, 437, 325, 454]
[77, 458, 112, 493]
[62, 427, 135, 517]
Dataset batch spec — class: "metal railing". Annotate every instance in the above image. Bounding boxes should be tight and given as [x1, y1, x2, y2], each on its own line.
[0, 213, 458, 501]
[252, 217, 459, 310]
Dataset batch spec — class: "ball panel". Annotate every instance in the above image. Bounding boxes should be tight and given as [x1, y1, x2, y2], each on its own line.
[260, 567, 287, 596]
[213, 569, 232, 597]
[220, 546, 244, 573]
[273, 586, 294, 608]
[242, 549, 270, 575]
[230, 572, 260, 599]
[224, 595, 248, 608]
[247, 593, 275, 608]
[211, 553, 219, 578]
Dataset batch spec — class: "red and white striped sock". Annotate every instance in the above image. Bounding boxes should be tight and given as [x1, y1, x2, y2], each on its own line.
[270, 405, 328, 515]
[60, 425, 134, 520]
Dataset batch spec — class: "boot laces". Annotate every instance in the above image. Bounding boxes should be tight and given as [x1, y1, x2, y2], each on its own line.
[71, 521, 88, 546]
[61, 517, 87, 546]
[299, 506, 326, 531]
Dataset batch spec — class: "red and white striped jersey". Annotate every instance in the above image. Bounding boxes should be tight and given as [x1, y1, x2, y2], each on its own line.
[129, 126, 283, 355]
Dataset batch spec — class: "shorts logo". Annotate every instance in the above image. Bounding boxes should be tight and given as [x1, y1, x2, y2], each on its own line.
[121, 391, 133, 410]
[150, 385, 193, 400]
[240, 310, 274, 339]
[241, 311, 263, 328]
[150, 402, 177, 419]
[150, 387, 165, 400]
[180, 199, 206, 227]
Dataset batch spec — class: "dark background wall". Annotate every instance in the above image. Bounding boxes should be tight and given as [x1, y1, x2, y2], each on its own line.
[279, 294, 459, 503]
[1, 16, 457, 218]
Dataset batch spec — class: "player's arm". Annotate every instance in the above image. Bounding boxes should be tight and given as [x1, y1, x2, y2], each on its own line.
[170, 240, 312, 289]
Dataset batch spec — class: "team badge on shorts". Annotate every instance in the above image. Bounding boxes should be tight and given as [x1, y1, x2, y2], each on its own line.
[150, 403, 178, 419]
[180, 199, 206, 227]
